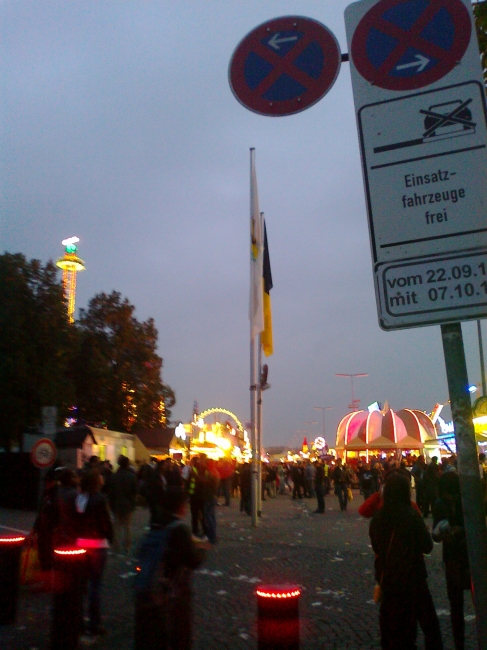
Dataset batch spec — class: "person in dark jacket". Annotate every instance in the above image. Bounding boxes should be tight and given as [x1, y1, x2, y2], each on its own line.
[291, 463, 304, 500]
[332, 458, 349, 511]
[239, 462, 251, 515]
[55, 467, 79, 546]
[433, 472, 470, 650]
[146, 460, 167, 528]
[109, 455, 137, 557]
[422, 456, 440, 518]
[187, 455, 209, 538]
[370, 473, 442, 650]
[75, 468, 114, 640]
[134, 486, 207, 650]
[361, 463, 377, 500]
[313, 460, 325, 514]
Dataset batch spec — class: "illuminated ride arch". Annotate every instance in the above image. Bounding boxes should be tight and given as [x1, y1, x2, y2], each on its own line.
[198, 408, 244, 434]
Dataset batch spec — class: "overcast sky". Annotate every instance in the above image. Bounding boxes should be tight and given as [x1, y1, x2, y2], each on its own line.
[3, 0, 484, 448]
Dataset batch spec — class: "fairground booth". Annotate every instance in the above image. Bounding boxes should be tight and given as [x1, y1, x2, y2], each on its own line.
[423, 395, 487, 457]
[335, 404, 438, 461]
[170, 407, 251, 462]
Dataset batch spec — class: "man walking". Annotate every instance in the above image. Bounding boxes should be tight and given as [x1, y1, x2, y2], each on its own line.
[332, 458, 349, 511]
[291, 463, 303, 500]
[411, 456, 426, 513]
[109, 455, 137, 558]
[422, 456, 440, 518]
[313, 460, 325, 514]
[304, 461, 316, 499]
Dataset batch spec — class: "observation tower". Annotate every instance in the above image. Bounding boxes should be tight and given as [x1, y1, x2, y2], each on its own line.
[56, 236, 85, 323]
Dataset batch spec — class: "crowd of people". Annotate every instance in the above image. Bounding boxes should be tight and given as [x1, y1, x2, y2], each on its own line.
[31, 450, 487, 649]
[361, 453, 487, 650]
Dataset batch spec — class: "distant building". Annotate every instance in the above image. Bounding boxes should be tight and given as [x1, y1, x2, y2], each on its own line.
[23, 425, 139, 469]
[134, 427, 176, 459]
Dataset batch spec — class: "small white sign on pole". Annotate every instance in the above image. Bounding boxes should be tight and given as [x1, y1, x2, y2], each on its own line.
[345, 0, 487, 330]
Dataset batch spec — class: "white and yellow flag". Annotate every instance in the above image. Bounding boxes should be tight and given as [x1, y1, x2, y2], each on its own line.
[249, 148, 264, 340]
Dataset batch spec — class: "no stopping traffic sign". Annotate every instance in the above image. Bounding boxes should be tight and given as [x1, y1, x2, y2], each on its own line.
[351, 0, 471, 91]
[229, 16, 341, 116]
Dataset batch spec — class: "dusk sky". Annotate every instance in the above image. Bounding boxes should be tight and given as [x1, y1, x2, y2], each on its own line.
[3, 0, 484, 448]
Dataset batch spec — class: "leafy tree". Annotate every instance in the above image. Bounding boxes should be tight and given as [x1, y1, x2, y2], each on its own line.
[474, 0, 487, 83]
[0, 253, 74, 450]
[74, 291, 175, 431]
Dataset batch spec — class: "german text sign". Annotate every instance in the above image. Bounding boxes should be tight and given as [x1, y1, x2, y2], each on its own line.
[345, 0, 487, 330]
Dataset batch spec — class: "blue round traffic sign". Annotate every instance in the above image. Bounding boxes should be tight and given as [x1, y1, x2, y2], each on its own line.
[229, 16, 341, 116]
[351, 0, 471, 91]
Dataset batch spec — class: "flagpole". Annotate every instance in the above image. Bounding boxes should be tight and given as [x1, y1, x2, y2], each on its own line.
[250, 335, 258, 526]
[257, 333, 263, 516]
[250, 147, 259, 527]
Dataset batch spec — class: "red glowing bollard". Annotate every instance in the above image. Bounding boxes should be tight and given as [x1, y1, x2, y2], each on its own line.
[256, 584, 301, 650]
[0, 534, 26, 625]
[50, 547, 87, 650]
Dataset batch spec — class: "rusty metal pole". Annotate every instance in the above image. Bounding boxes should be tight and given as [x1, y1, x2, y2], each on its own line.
[441, 322, 487, 649]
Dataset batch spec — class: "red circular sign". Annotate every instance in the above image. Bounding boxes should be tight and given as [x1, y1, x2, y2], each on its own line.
[229, 16, 341, 117]
[30, 438, 57, 469]
[351, 0, 471, 91]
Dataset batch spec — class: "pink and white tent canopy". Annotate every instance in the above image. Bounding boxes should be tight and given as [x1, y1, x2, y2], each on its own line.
[335, 408, 436, 451]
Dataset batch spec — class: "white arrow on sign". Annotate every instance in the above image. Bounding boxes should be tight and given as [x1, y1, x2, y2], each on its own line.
[396, 54, 430, 73]
[268, 33, 299, 50]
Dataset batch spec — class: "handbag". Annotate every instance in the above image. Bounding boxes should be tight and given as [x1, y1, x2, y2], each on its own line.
[347, 487, 353, 501]
[20, 534, 43, 586]
[373, 531, 395, 605]
[373, 583, 382, 603]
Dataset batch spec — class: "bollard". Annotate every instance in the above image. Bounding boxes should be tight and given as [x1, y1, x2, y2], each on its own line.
[256, 584, 301, 650]
[50, 547, 86, 650]
[0, 534, 26, 625]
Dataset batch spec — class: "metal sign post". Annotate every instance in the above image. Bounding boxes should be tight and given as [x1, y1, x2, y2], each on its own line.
[441, 322, 487, 649]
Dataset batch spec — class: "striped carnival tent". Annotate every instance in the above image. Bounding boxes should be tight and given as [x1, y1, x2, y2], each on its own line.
[335, 405, 437, 455]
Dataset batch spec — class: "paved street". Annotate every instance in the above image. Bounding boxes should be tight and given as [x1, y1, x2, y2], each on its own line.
[0, 490, 478, 650]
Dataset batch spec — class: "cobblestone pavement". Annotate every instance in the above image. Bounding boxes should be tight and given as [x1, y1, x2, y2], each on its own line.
[0, 490, 478, 649]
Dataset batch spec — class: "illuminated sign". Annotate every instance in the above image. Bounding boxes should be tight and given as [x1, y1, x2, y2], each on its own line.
[62, 236, 80, 254]
[438, 416, 455, 434]
[175, 423, 186, 440]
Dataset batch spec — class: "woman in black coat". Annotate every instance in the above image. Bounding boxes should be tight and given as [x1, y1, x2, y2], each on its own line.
[369, 473, 442, 649]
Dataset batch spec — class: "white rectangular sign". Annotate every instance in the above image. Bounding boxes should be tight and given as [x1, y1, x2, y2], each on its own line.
[359, 81, 487, 264]
[345, 0, 487, 329]
[377, 250, 487, 327]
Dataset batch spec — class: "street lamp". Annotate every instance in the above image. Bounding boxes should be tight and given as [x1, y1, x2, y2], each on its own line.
[314, 406, 333, 440]
[336, 373, 368, 410]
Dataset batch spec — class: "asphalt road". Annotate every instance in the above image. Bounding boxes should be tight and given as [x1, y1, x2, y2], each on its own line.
[0, 490, 478, 649]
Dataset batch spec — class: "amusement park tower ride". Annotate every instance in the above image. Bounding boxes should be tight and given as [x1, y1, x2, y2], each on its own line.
[56, 236, 85, 323]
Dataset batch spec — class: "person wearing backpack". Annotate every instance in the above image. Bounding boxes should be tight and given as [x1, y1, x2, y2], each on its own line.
[134, 486, 207, 649]
[361, 463, 377, 501]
